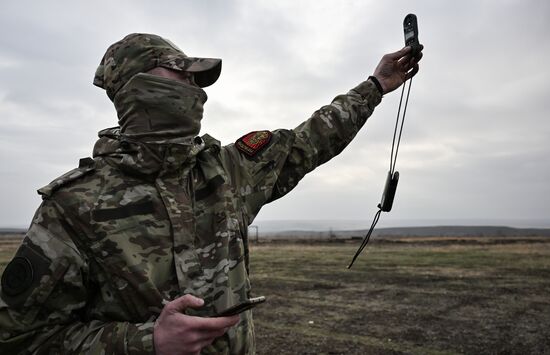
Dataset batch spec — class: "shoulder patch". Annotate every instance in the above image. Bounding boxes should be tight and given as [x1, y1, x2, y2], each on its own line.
[1, 257, 34, 297]
[1, 242, 55, 307]
[235, 131, 272, 158]
[37, 157, 96, 198]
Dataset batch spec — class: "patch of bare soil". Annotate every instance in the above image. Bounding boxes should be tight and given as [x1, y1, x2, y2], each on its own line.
[250, 241, 550, 354]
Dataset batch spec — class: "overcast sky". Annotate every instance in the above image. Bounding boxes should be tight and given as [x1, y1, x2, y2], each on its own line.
[1, 0, 549, 229]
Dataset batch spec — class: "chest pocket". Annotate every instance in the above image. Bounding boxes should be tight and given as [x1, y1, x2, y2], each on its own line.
[89, 196, 172, 321]
[194, 150, 244, 259]
[194, 178, 246, 265]
[90, 198, 168, 244]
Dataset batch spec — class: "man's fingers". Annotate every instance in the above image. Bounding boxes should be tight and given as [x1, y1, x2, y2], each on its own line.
[406, 64, 420, 81]
[399, 55, 419, 72]
[386, 46, 412, 60]
[184, 327, 227, 347]
[168, 294, 204, 313]
[155, 297, 239, 354]
[398, 54, 413, 67]
[196, 333, 224, 353]
[192, 314, 240, 331]
[183, 317, 236, 350]
[403, 50, 423, 71]
[200, 315, 240, 330]
[411, 50, 423, 63]
[195, 327, 230, 344]
[387, 44, 424, 62]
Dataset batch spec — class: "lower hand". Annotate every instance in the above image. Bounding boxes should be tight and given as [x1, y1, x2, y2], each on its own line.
[372, 45, 424, 94]
[154, 295, 240, 355]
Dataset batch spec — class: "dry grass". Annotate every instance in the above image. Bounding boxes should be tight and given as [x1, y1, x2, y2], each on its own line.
[1, 236, 549, 354]
[250, 239, 550, 354]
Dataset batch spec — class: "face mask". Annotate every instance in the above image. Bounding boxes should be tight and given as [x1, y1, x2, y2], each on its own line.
[113, 73, 208, 142]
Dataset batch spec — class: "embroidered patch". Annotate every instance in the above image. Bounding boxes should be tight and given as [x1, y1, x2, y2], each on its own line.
[236, 131, 272, 157]
[1, 257, 34, 297]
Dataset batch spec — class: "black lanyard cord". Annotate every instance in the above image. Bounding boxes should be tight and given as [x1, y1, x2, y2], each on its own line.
[391, 77, 413, 173]
[348, 77, 413, 269]
[347, 208, 382, 268]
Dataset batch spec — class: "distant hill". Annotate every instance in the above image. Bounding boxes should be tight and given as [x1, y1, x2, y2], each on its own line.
[0, 228, 25, 234]
[259, 226, 550, 239]
[374, 226, 550, 238]
[3, 226, 550, 240]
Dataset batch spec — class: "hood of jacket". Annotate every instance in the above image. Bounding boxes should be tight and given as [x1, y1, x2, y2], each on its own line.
[92, 127, 221, 180]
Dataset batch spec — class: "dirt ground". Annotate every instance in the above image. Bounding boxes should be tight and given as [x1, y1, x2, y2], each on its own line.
[1, 236, 549, 354]
[249, 238, 550, 354]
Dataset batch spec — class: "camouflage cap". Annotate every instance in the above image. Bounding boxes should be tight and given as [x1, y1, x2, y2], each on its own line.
[93, 33, 222, 101]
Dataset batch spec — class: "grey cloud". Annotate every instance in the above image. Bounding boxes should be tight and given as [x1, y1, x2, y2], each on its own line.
[1, 0, 549, 228]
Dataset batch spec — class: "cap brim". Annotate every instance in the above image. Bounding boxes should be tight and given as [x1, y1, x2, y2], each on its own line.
[187, 57, 222, 88]
[160, 56, 222, 88]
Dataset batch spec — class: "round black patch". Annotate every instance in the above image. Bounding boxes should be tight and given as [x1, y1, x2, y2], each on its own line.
[1, 257, 34, 297]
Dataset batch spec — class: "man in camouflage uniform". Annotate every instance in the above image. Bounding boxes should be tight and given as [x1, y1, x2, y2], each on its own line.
[0, 34, 422, 354]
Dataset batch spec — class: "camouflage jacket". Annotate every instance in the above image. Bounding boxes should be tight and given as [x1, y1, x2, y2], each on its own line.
[0, 80, 381, 354]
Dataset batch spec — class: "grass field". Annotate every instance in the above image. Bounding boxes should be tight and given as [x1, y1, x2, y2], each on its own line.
[250, 238, 550, 354]
[2, 236, 550, 354]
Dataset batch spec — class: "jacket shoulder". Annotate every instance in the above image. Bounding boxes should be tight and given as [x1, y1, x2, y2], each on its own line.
[37, 157, 97, 199]
[224, 129, 293, 162]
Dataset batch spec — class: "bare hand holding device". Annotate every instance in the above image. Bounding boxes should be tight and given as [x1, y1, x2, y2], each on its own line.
[372, 14, 423, 94]
[154, 295, 240, 355]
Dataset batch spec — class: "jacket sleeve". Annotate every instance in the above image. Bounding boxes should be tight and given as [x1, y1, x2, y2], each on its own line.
[0, 199, 155, 354]
[222, 79, 382, 222]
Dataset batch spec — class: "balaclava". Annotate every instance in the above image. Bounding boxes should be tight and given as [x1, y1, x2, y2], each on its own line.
[93, 33, 222, 143]
[112, 72, 207, 141]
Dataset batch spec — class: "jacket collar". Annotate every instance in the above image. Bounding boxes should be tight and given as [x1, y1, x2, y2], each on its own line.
[92, 127, 214, 178]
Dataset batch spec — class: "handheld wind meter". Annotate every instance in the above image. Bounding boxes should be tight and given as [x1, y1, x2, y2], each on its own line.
[404, 14, 421, 59]
[348, 14, 422, 268]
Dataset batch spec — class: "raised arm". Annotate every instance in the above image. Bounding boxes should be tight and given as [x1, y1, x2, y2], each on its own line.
[221, 46, 423, 222]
